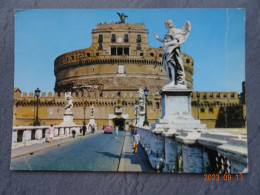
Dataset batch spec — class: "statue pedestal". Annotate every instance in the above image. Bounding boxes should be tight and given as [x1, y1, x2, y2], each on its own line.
[60, 112, 75, 126]
[158, 88, 206, 129]
[136, 114, 145, 127]
[88, 116, 96, 126]
[148, 87, 206, 171]
[88, 116, 97, 131]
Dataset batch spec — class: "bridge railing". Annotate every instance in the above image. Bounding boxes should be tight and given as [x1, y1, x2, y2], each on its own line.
[135, 126, 248, 174]
[12, 125, 82, 149]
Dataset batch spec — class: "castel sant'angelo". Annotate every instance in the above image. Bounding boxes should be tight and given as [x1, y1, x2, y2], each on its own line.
[13, 15, 246, 129]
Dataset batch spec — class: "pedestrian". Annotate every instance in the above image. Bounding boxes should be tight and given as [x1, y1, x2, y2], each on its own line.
[92, 125, 95, 134]
[48, 124, 54, 143]
[82, 123, 87, 136]
[131, 130, 140, 154]
[131, 125, 134, 134]
[115, 125, 119, 139]
[72, 130, 76, 138]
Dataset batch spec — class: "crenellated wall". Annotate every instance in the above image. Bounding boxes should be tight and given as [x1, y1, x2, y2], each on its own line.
[13, 88, 163, 127]
[13, 89, 246, 128]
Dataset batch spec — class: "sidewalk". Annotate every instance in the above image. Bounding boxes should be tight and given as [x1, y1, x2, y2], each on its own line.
[11, 131, 102, 159]
[118, 131, 154, 172]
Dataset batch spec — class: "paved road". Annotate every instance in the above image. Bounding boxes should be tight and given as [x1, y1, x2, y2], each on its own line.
[11, 131, 125, 171]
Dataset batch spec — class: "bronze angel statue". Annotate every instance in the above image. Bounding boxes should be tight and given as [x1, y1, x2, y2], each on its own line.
[154, 19, 191, 89]
[117, 12, 128, 23]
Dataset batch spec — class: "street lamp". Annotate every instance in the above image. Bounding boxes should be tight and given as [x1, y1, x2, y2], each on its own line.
[33, 87, 41, 126]
[143, 87, 149, 126]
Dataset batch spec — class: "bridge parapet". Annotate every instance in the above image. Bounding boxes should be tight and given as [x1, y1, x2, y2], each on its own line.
[12, 125, 82, 149]
[135, 126, 248, 174]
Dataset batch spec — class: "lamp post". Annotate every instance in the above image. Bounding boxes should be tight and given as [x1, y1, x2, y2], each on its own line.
[83, 106, 86, 125]
[33, 87, 41, 126]
[143, 87, 149, 126]
[82, 89, 86, 125]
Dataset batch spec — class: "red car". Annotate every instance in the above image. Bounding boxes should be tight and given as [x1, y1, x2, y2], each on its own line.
[104, 125, 113, 134]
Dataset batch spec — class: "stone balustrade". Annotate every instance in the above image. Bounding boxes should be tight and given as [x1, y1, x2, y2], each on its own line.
[12, 125, 82, 149]
[135, 126, 248, 174]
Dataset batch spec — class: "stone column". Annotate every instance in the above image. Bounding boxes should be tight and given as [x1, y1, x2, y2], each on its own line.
[176, 130, 203, 173]
[65, 127, 70, 137]
[162, 135, 178, 172]
[148, 131, 165, 170]
[142, 129, 149, 149]
[35, 129, 42, 140]
[139, 128, 146, 146]
[59, 127, 65, 137]
[181, 144, 203, 173]
[54, 128, 59, 137]
[23, 130, 31, 145]
[12, 130, 17, 144]
[145, 130, 152, 154]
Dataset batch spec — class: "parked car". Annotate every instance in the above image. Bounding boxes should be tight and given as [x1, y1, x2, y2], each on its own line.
[104, 125, 113, 134]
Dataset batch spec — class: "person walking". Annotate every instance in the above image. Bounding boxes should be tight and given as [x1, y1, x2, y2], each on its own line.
[131, 125, 135, 135]
[82, 123, 87, 136]
[92, 125, 95, 134]
[131, 130, 140, 154]
[48, 124, 54, 143]
[115, 126, 119, 139]
[72, 129, 76, 138]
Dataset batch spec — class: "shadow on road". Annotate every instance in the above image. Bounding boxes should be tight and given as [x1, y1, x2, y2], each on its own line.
[96, 151, 120, 159]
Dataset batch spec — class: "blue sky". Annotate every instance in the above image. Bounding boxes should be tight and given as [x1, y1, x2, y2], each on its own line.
[15, 9, 245, 94]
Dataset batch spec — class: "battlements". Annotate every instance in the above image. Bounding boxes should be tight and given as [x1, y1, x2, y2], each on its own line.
[21, 91, 56, 98]
[15, 88, 142, 100]
[96, 22, 145, 30]
[191, 92, 239, 99]
[191, 92, 240, 105]
[16, 89, 240, 102]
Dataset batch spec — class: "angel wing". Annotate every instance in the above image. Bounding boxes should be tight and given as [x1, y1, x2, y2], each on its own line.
[182, 21, 191, 33]
[175, 21, 191, 45]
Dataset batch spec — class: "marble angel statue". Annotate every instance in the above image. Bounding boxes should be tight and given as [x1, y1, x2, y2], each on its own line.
[154, 19, 191, 89]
